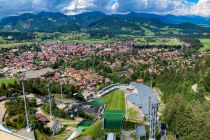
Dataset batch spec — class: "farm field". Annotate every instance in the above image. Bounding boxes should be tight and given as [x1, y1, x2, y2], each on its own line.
[0, 42, 34, 48]
[135, 37, 181, 46]
[61, 38, 114, 44]
[199, 39, 210, 51]
[99, 89, 125, 110]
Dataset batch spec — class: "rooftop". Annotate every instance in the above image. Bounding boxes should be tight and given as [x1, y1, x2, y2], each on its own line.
[25, 67, 55, 79]
[128, 82, 158, 118]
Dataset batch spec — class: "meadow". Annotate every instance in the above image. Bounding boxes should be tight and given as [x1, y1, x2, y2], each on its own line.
[134, 37, 181, 46]
[0, 42, 34, 48]
[199, 38, 210, 51]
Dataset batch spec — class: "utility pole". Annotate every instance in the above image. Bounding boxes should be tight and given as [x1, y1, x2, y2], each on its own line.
[21, 76, 31, 132]
[47, 81, 53, 118]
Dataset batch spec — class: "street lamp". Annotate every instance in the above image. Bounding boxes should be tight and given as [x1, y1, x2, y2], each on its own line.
[60, 80, 64, 104]
[47, 81, 53, 118]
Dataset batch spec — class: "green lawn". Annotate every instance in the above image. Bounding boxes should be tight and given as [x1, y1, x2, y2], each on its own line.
[77, 120, 121, 139]
[199, 38, 210, 51]
[0, 77, 18, 87]
[99, 89, 125, 110]
[128, 108, 138, 119]
[35, 128, 72, 140]
[127, 108, 143, 122]
[77, 121, 102, 139]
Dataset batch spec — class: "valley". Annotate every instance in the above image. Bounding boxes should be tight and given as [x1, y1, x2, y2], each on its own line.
[0, 11, 210, 140]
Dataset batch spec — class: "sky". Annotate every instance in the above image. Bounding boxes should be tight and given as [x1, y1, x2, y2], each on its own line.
[0, 0, 209, 18]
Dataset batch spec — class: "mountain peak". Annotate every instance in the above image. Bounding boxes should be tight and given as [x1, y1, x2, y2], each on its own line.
[76, 11, 106, 17]
[38, 11, 66, 18]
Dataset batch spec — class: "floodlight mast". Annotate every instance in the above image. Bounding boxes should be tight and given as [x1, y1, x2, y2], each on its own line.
[21, 76, 31, 132]
[48, 81, 53, 118]
[148, 96, 151, 122]
[60, 81, 64, 104]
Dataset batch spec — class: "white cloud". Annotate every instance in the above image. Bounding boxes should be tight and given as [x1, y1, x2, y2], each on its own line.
[167, 0, 210, 16]
[0, 0, 210, 18]
[63, 0, 111, 15]
[63, 0, 96, 15]
[109, 0, 210, 17]
[115, 0, 185, 14]
[191, 0, 210, 16]
[111, 2, 119, 12]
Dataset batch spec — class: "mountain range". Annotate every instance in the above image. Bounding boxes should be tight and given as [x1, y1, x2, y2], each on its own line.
[0, 11, 209, 33]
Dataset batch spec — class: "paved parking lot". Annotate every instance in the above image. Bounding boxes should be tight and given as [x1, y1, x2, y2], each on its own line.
[0, 131, 23, 140]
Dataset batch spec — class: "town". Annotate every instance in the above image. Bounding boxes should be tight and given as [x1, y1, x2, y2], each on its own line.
[0, 36, 210, 140]
[1, 2, 210, 139]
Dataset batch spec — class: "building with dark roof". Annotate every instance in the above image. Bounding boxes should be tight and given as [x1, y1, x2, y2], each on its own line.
[35, 113, 49, 124]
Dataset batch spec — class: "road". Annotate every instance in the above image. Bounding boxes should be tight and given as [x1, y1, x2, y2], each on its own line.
[0, 101, 6, 123]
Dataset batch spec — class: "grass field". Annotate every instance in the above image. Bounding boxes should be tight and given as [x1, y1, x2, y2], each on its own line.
[141, 26, 155, 36]
[0, 42, 34, 48]
[127, 108, 143, 122]
[0, 77, 18, 87]
[77, 121, 102, 139]
[199, 39, 210, 51]
[63, 39, 114, 44]
[135, 38, 181, 46]
[55, 94, 68, 100]
[57, 33, 114, 44]
[167, 134, 176, 140]
[0, 37, 6, 44]
[77, 120, 121, 139]
[35, 128, 72, 140]
[99, 89, 125, 110]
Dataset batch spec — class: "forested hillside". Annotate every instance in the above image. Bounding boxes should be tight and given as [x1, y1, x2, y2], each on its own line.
[1, 11, 210, 38]
[156, 56, 210, 139]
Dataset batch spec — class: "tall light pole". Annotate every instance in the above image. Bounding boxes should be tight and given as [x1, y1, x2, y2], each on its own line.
[21, 76, 31, 132]
[47, 81, 53, 118]
[60, 80, 64, 104]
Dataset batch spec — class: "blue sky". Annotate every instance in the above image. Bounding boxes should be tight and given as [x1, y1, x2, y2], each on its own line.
[0, 0, 209, 18]
[188, 0, 199, 3]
